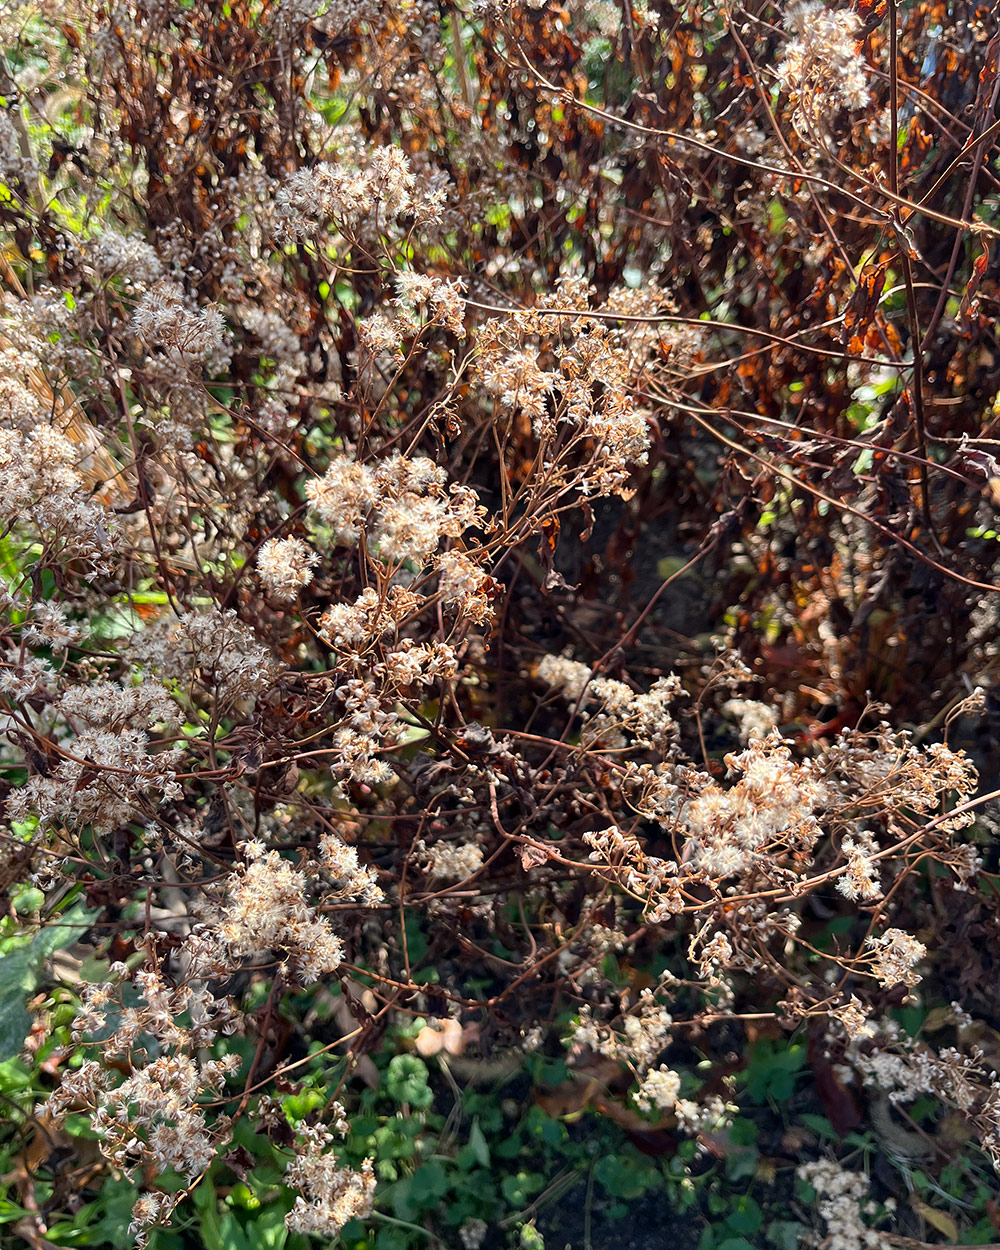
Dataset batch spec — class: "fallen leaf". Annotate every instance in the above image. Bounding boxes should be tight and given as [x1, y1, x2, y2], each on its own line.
[911, 1197, 959, 1243]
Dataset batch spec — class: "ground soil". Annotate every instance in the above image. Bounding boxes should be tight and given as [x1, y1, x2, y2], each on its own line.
[536, 1184, 703, 1250]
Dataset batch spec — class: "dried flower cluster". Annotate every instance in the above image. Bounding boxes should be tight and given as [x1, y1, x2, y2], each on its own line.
[797, 1159, 894, 1250]
[776, 1, 871, 133]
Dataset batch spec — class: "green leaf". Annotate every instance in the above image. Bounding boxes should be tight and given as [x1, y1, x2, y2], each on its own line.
[384, 1055, 433, 1109]
[894, 1006, 926, 1038]
[375, 1158, 398, 1182]
[494, 1134, 521, 1160]
[408, 1160, 449, 1208]
[226, 1184, 260, 1213]
[799, 1113, 836, 1140]
[402, 915, 428, 964]
[194, 1180, 225, 1250]
[469, 1119, 490, 1168]
[219, 1211, 252, 1250]
[518, 1220, 545, 1250]
[282, 1090, 325, 1122]
[743, 1040, 807, 1101]
[374, 1225, 413, 1250]
[593, 1154, 658, 1200]
[440, 1173, 497, 1225]
[388, 1177, 417, 1223]
[0, 904, 100, 1061]
[724, 1144, 759, 1183]
[726, 1197, 763, 1235]
[0, 948, 37, 1061]
[245, 1200, 287, 1250]
[0, 1198, 29, 1225]
[31, 903, 99, 962]
[766, 1221, 806, 1250]
[727, 1117, 758, 1146]
[501, 1171, 545, 1206]
[91, 1178, 141, 1246]
[852, 448, 874, 476]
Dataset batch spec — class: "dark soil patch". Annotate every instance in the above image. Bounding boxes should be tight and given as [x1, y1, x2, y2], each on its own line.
[536, 1181, 702, 1250]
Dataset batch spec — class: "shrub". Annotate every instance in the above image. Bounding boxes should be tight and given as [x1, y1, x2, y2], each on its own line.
[1, 1, 1000, 1246]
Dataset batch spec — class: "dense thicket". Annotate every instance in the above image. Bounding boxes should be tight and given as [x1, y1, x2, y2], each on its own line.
[1, 2, 1000, 1247]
